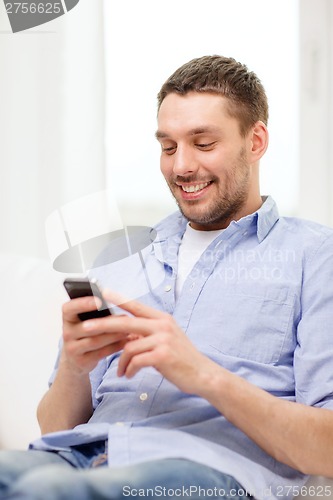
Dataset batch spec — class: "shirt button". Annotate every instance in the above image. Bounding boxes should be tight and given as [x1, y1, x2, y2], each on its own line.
[164, 285, 172, 292]
[190, 283, 195, 290]
[139, 392, 148, 401]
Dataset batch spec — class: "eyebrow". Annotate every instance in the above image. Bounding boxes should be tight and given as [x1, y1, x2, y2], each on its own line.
[155, 126, 221, 140]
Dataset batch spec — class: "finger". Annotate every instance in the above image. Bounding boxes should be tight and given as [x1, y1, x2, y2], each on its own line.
[82, 314, 158, 337]
[71, 338, 129, 373]
[63, 296, 102, 323]
[117, 336, 155, 376]
[103, 289, 166, 320]
[120, 351, 158, 379]
[75, 331, 131, 356]
[93, 339, 129, 360]
[64, 315, 137, 345]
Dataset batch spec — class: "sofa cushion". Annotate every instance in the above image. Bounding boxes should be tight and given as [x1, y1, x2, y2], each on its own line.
[0, 254, 66, 449]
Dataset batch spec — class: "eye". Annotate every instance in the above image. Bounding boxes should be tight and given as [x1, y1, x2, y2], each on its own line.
[196, 142, 216, 150]
[161, 145, 177, 155]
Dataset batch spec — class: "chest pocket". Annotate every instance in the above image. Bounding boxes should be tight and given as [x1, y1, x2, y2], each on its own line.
[189, 284, 295, 365]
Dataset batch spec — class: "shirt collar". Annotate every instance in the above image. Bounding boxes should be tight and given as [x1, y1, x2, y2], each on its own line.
[256, 195, 280, 242]
[232, 195, 280, 243]
[154, 195, 279, 244]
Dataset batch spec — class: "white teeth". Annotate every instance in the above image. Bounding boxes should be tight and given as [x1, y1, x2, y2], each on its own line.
[181, 182, 210, 193]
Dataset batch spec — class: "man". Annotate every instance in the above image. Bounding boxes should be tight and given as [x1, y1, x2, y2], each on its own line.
[1, 55, 333, 500]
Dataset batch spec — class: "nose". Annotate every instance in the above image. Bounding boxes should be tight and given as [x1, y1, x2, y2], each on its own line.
[172, 144, 198, 177]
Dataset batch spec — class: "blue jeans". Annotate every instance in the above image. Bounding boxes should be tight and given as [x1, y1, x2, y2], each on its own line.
[0, 441, 252, 499]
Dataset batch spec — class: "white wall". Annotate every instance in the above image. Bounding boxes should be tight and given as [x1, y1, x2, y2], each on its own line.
[0, 0, 106, 448]
[299, 0, 333, 226]
[0, 0, 106, 259]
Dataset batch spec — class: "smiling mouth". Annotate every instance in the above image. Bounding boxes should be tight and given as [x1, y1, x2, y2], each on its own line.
[178, 182, 211, 193]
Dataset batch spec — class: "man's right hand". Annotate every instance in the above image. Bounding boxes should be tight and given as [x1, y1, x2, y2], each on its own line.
[61, 296, 131, 375]
[37, 296, 132, 434]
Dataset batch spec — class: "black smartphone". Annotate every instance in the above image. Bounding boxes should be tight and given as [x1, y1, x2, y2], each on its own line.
[63, 277, 112, 321]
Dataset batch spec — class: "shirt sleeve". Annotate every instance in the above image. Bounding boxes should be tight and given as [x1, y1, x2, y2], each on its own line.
[47, 337, 63, 387]
[294, 233, 333, 409]
[47, 338, 108, 410]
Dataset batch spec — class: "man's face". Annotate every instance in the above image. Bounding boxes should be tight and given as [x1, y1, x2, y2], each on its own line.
[156, 92, 256, 230]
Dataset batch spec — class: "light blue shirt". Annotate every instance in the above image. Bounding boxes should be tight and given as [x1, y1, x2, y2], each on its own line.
[31, 196, 333, 500]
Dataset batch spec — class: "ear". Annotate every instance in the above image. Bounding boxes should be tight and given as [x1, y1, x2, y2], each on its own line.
[248, 121, 269, 163]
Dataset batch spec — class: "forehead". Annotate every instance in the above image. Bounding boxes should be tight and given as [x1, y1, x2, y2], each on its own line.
[157, 92, 238, 137]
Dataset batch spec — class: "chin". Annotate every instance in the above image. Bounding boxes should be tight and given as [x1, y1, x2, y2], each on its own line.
[178, 207, 210, 225]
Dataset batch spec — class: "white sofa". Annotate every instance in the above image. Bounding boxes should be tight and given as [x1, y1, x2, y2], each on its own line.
[0, 253, 332, 498]
[0, 254, 66, 450]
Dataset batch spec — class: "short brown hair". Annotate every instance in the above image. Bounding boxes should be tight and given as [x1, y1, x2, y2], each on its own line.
[157, 55, 269, 136]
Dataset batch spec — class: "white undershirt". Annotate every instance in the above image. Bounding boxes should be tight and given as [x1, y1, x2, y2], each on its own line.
[176, 223, 224, 298]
